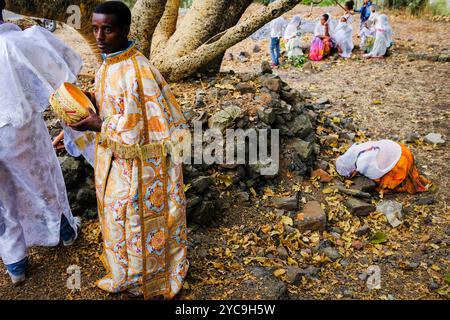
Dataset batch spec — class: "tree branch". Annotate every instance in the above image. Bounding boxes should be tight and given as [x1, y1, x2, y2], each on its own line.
[5, 0, 102, 64]
[130, 0, 167, 57]
[150, 0, 180, 57]
[155, 0, 301, 81]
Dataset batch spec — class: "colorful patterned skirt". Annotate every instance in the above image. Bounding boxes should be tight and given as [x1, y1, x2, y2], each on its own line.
[374, 144, 432, 195]
[309, 36, 334, 61]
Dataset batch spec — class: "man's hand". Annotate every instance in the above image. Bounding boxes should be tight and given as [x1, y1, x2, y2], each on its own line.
[69, 108, 103, 132]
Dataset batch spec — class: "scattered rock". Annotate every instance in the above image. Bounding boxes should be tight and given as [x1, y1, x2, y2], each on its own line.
[311, 168, 332, 183]
[321, 247, 341, 261]
[253, 44, 261, 53]
[345, 198, 376, 217]
[280, 114, 313, 138]
[351, 240, 365, 250]
[235, 82, 256, 95]
[208, 105, 243, 132]
[295, 201, 327, 232]
[285, 266, 319, 284]
[350, 176, 377, 192]
[405, 132, 420, 143]
[289, 140, 313, 160]
[424, 133, 445, 145]
[377, 200, 403, 228]
[316, 96, 330, 105]
[260, 61, 272, 74]
[195, 90, 206, 107]
[257, 107, 276, 124]
[190, 176, 214, 193]
[262, 75, 282, 93]
[236, 191, 250, 202]
[272, 194, 298, 211]
[416, 196, 436, 205]
[358, 272, 368, 281]
[356, 224, 370, 237]
[234, 267, 288, 299]
[277, 246, 288, 259]
[315, 159, 329, 171]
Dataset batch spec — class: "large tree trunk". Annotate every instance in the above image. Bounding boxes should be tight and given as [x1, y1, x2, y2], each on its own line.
[5, 0, 102, 62]
[151, 0, 180, 57]
[153, 0, 301, 81]
[151, 0, 254, 77]
[130, 0, 167, 57]
[7, 0, 302, 82]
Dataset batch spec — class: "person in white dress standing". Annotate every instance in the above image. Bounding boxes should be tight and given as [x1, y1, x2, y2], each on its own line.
[0, 1, 81, 285]
[284, 15, 304, 61]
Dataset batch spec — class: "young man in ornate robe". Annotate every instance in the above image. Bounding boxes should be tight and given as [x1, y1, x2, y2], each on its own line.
[70, 1, 189, 299]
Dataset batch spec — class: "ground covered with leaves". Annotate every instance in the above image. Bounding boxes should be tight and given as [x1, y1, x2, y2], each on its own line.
[0, 5, 448, 300]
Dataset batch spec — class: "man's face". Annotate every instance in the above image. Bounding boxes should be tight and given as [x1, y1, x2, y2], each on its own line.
[364, 0, 369, 4]
[92, 13, 129, 54]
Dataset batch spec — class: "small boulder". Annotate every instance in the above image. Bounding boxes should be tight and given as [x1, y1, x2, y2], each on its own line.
[235, 82, 256, 95]
[350, 176, 377, 192]
[190, 176, 214, 193]
[262, 75, 282, 93]
[321, 247, 341, 261]
[295, 201, 327, 232]
[311, 168, 332, 183]
[260, 61, 273, 74]
[424, 133, 445, 145]
[272, 194, 298, 211]
[345, 198, 376, 217]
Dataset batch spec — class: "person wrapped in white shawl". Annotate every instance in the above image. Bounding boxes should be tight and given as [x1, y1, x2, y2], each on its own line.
[334, 16, 354, 58]
[364, 14, 393, 58]
[283, 15, 304, 60]
[0, 20, 82, 285]
[359, 4, 379, 50]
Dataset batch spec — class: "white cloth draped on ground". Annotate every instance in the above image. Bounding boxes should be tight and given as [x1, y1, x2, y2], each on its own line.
[365, 14, 393, 58]
[336, 140, 402, 179]
[334, 19, 354, 58]
[0, 23, 82, 265]
[284, 15, 304, 59]
[0, 23, 81, 128]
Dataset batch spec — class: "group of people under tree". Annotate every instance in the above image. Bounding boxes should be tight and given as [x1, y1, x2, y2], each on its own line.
[269, 0, 393, 66]
[0, 0, 430, 300]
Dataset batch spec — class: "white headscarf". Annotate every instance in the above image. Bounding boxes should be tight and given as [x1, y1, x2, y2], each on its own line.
[336, 140, 402, 179]
[0, 24, 82, 128]
[314, 13, 335, 37]
[284, 15, 302, 40]
[376, 14, 393, 42]
[368, 4, 380, 29]
[334, 17, 354, 58]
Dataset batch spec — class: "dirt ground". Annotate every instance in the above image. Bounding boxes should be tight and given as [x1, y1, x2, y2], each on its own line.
[0, 4, 448, 300]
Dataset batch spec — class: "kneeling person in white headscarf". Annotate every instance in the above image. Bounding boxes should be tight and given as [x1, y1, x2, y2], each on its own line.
[364, 14, 393, 58]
